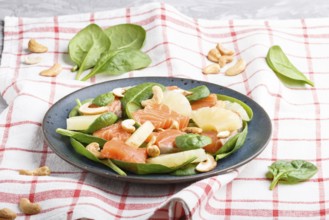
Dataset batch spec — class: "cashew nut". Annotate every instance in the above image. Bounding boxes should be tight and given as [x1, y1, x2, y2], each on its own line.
[202, 63, 220, 75]
[182, 127, 203, 134]
[24, 55, 43, 65]
[196, 154, 217, 172]
[207, 48, 221, 63]
[19, 198, 41, 215]
[86, 142, 101, 158]
[217, 130, 231, 138]
[141, 86, 163, 106]
[225, 59, 246, 76]
[19, 166, 51, 176]
[216, 43, 235, 56]
[39, 63, 62, 77]
[28, 39, 48, 53]
[112, 88, 126, 98]
[78, 102, 109, 115]
[121, 119, 136, 133]
[147, 144, 160, 157]
[0, 208, 16, 220]
[218, 55, 234, 68]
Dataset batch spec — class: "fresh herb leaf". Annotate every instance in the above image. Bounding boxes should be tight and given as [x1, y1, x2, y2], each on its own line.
[56, 128, 107, 146]
[186, 85, 210, 102]
[104, 24, 146, 50]
[266, 160, 318, 190]
[266, 45, 314, 87]
[92, 92, 115, 106]
[81, 49, 151, 81]
[170, 163, 198, 176]
[68, 24, 111, 80]
[215, 122, 248, 160]
[175, 134, 212, 150]
[85, 112, 118, 133]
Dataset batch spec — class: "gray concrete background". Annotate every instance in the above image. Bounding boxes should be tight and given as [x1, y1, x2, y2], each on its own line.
[1, 0, 329, 111]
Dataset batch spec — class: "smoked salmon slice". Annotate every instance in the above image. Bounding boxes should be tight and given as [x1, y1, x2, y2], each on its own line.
[201, 130, 223, 154]
[191, 94, 218, 110]
[132, 103, 189, 130]
[101, 139, 147, 163]
[93, 121, 131, 141]
[154, 129, 185, 154]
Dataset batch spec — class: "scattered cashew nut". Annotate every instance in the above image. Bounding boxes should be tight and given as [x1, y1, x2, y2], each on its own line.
[218, 55, 234, 68]
[183, 127, 203, 134]
[112, 88, 126, 98]
[141, 86, 163, 106]
[28, 39, 48, 53]
[216, 43, 235, 56]
[121, 119, 136, 133]
[225, 59, 246, 76]
[78, 102, 109, 115]
[24, 55, 43, 65]
[207, 48, 221, 63]
[202, 63, 220, 75]
[0, 208, 17, 220]
[147, 144, 160, 157]
[196, 154, 217, 172]
[19, 198, 41, 215]
[19, 166, 51, 176]
[39, 63, 62, 77]
[86, 142, 101, 158]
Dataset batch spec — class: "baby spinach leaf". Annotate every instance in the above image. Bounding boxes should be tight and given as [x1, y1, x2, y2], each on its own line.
[92, 92, 115, 106]
[175, 134, 212, 150]
[125, 101, 142, 120]
[266, 160, 318, 190]
[121, 82, 164, 110]
[112, 156, 196, 175]
[81, 49, 151, 81]
[104, 24, 146, 50]
[170, 163, 198, 176]
[266, 45, 314, 87]
[186, 85, 210, 102]
[215, 122, 248, 160]
[70, 138, 126, 176]
[217, 94, 253, 121]
[56, 128, 107, 146]
[69, 98, 93, 117]
[68, 24, 111, 80]
[85, 112, 118, 133]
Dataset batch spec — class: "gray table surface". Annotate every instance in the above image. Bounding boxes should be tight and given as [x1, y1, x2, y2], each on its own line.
[1, 0, 329, 112]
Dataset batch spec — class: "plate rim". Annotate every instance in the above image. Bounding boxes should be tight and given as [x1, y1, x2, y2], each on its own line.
[42, 76, 272, 184]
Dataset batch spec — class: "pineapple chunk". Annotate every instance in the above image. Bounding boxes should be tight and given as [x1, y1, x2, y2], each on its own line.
[125, 121, 155, 149]
[66, 115, 101, 130]
[191, 106, 242, 132]
[161, 90, 192, 117]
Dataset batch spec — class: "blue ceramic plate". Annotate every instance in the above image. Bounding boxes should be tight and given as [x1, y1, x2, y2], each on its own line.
[42, 77, 271, 184]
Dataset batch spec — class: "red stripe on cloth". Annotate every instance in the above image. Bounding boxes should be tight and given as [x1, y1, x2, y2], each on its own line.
[115, 182, 130, 220]
[0, 120, 41, 127]
[301, 19, 327, 218]
[66, 172, 87, 220]
[224, 182, 233, 220]
[160, 3, 173, 77]
[229, 20, 250, 96]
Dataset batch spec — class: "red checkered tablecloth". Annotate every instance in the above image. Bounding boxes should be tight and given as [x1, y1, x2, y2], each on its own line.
[0, 3, 328, 219]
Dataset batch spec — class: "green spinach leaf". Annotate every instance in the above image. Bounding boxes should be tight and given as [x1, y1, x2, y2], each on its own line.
[56, 128, 107, 146]
[104, 24, 146, 50]
[112, 156, 196, 175]
[85, 112, 118, 133]
[186, 85, 210, 102]
[81, 49, 151, 81]
[266, 45, 314, 87]
[266, 160, 318, 190]
[92, 92, 115, 106]
[175, 134, 212, 150]
[215, 122, 248, 160]
[68, 24, 111, 80]
[70, 138, 126, 176]
[170, 163, 198, 176]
